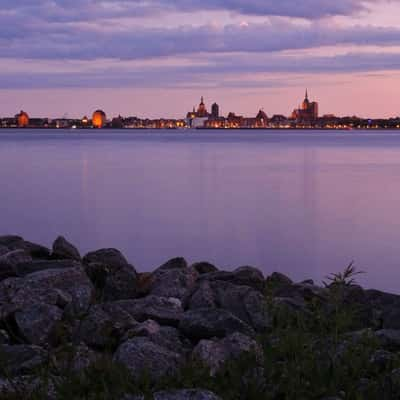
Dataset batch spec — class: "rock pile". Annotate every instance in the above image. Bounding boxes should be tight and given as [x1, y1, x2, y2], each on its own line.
[1, 235, 400, 399]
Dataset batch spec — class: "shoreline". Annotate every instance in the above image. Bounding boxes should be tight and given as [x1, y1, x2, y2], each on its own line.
[1, 234, 400, 399]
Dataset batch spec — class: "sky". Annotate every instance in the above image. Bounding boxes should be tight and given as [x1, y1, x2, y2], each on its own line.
[2, 0, 400, 119]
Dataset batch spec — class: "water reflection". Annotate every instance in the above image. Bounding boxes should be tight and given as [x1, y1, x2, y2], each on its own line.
[1, 130, 400, 292]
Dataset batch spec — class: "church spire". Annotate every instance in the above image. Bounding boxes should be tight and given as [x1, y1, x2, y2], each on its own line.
[305, 89, 308, 100]
[200, 96, 204, 105]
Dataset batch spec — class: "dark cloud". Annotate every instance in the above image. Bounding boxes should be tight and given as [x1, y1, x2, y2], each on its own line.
[0, 0, 372, 20]
[1, 51, 400, 90]
[1, 20, 400, 60]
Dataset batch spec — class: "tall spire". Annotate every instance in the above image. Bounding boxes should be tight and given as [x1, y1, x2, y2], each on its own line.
[201, 96, 204, 104]
[305, 89, 308, 100]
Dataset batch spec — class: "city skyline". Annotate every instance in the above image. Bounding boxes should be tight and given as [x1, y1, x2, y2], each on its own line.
[2, 1, 400, 118]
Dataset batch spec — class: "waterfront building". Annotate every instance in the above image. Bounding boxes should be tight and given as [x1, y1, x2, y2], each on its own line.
[186, 97, 211, 128]
[16, 110, 29, 127]
[211, 103, 220, 118]
[92, 110, 107, 128]
[291, 90, 318, 122]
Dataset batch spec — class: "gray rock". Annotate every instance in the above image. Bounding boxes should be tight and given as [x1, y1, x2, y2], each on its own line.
[192, 332, 263, 376]
[0, 250, 32, 268]
[187, 280, 269, 332]
[53, 343, 100, 373]
[0, 344, 46, 375]
[0, 246, 9, 257]
[114, 337, 182, 381]
[113, 296, 184, 327]
[14, 303, 63, 346]
[266, 272, 293, 288]
[369, 349, 396, 372]
[149, 267, 199, 301]
[153, 390, 222, 400]
[83, 249, 138, 301]
[0, 330, 9, 344]
[179, 308, 254, 340]
[0, 236, 51, 259]
[15, 260, 82, 277]
[375, 329, 400, 350]
[200, 266, 264, 292]
[157, 257, 188, 271]
[76, 303, 137, 350]
[365, 289, 400, 329]
[0, 267, 94, 319]
[52, 236, 81, 261]
[191, 262, 218, 275]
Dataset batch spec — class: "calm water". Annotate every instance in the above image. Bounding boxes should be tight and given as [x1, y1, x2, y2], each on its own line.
[1, 129, 400, 292]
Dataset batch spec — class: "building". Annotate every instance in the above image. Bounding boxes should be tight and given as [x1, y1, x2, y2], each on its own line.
[211, 103, 219, 118]
[16, 110, 29, 127]
[92, 110, 107, 128]
[291, 90, 318, 122]
[186, 97, 211, 128]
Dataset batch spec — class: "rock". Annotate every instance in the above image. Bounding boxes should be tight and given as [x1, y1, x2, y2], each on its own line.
[53, 343, 99, 373]
[153, 390, 222, 400]
[0, 330, 9, 344]
[0, 246, 9, 257]
[0, 236, 51, 259]
[375, 330, 400, 350]
[114, 337, 182, 382]
[15, 260, 82, 276]
[83, 249, 138, 301]
[0, 267, 94, 319]
[365, 289, 400, 329]
[192, 332, 263, 376]
[0, 345, 46, 375]
[149, 266, 199, 301]
[266, 272, 293, 288]
[112, 296, 184, 327]
[127, 321, 190, 353]
[179, 308, 254, 341]
[52, 236, 81, 261]
[200, 266, 264, 292]
[191, 262, 218, 275]
[0, 250, 32, 268]
[157, 257, 188, 271]
[76, 303, 137, 350]
[187, 280, 270, 332]
[369, 349, 396, 372]
[14, 303, 63, 346]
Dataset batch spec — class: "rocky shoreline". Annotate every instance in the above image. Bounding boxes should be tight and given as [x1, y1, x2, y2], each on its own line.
[1, 235, 400, 399]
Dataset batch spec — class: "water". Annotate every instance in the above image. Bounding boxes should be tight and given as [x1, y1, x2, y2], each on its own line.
[1, 129, 400, 292]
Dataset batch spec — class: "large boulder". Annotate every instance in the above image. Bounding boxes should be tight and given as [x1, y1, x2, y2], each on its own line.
[187, 280, 269, 332]
[114, 337, 182, 382]
[0, 246, 9, 257]
[14, 303, 63, 346]
[83, 248, 139, 301]
[126, 320, 191, 353]
[153, 390, 222, 400]
[191, 262, 218, 275]
[76, 303, 138, 350]
[365, 290, 400, 329]
[200, 266, 265, 292]
[111, 296, 184, 327]
[0, 267, 94, 319]
[179, 308, 254, 341]
[0, 250, 32, 268]
[0, 236, 50, 259]
[157, 257, 188, 271]
[14, 260, 82, 277]
[0, 345, 46, 376]
[52, 236, 81, 261]
[148, 261, 199, 301]
[192, 332, 263, 376]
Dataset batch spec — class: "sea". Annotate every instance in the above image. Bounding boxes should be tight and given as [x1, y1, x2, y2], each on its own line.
[1, 129, 400, 292]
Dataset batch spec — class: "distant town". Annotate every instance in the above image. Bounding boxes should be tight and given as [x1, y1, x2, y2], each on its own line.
[2, 91, 400, 130]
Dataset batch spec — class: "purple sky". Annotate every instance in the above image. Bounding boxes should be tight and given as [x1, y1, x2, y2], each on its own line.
[1, 0, 400, 119]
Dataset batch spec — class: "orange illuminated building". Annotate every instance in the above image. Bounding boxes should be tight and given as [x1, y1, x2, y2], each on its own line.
[92, 110, 106, 128]
[16, 110, 29, 127]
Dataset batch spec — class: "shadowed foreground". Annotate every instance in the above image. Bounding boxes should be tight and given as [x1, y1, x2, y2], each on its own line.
[0, 235, 400, 399]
